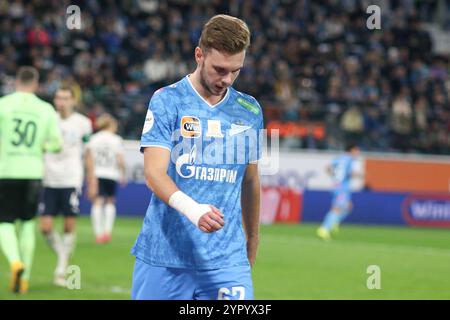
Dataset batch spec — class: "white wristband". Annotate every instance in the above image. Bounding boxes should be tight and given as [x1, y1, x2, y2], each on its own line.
[168, 191, 210, 227]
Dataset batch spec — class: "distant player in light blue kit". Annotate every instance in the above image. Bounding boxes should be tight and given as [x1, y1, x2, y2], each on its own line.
[131, 15, 263, 300]
[317, 143, 360, 240]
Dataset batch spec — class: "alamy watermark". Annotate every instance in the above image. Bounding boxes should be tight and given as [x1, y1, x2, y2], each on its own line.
[366, 265, 381, 290]
[366, 5, 381, 30]
[166, 128, 280, 182]
[66, 265, 81, 290]
[66, 5, 81, 30]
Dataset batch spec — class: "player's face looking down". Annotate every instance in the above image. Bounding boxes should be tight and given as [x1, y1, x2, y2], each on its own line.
[54, 90, 75, 116]
[350, 147, 360, 157]
[196, 47, 245, 96]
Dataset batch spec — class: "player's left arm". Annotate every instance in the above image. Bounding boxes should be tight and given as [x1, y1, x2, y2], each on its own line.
[351, 160, 364, 179]
[82, 118, 95, 198]
[241, 162, 261, 268]
[351, 172, 364, 179]
[85, 147, 98, 201]
[116, 151, 126, 186]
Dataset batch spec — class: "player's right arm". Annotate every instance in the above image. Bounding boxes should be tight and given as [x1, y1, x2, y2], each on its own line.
[141, 91, 224, 233]
[143, 147, 178, 202]
[143, 147, 224, 233]
[326, 158, 339, 178]
[326, 164, 333, 177]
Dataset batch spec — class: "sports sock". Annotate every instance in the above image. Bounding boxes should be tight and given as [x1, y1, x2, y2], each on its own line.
[18, 220, 36, 281]
[55, 232, 76, 276]
[336, 209, 350, 225]
[62, 232, 76, 258]
[44, 230, 62, 254]
[322, 211, 340, 231]
[104, 203, 116, 235]
[0, 222, 21, 264]
[91, 203, 104, 237]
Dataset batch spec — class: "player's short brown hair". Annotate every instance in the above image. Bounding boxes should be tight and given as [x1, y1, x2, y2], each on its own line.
[199, 15, 250, 54]
[16, 66, 39, 85]
[96, 113, 118, 131]
[56, 85, 75, 98]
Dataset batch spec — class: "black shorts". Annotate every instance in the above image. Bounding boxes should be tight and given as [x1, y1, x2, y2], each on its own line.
[0, 179, 42, 223]
[40, 187, 80, 217]
[98, 178, 118, 197]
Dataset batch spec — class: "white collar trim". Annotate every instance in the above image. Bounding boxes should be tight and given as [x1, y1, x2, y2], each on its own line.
[186, 75, 229, 108]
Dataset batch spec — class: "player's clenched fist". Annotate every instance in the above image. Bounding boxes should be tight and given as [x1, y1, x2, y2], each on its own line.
[198, 205, 225, 233]
[168, 191, 225, 232]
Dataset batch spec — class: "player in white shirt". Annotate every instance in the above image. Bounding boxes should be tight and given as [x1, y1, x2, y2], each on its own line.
[39, 86, 92, 287]
[85, 114, 126, 244]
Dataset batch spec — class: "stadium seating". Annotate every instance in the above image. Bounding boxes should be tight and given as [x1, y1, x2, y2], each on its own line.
[0, 0, 448, 154]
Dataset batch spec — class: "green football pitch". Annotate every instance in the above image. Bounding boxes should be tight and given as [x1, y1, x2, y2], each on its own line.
[1, 216, 449, 300]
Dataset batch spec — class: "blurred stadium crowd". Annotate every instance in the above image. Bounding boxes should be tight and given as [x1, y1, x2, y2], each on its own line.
[0, 0, 449, 154]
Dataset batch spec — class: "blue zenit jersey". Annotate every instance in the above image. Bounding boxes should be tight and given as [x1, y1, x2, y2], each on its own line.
[330, 154, 354, 195]
[131, 75, 264, 269]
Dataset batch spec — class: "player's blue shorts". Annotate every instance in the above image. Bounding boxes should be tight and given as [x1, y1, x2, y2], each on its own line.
[131, 258, 254, 300]
[332, 191, 351, 210]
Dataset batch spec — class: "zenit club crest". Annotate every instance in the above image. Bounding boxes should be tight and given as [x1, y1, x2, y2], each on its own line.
[180, 116, 201, 138]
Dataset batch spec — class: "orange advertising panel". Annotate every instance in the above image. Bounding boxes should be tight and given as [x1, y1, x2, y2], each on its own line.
[365, 158, 450, 193]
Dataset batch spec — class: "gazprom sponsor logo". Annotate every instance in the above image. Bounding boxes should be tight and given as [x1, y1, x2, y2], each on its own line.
[168, 126, 279, 175]
[175, 145, 238, 184]
[402, 195, 450, 228]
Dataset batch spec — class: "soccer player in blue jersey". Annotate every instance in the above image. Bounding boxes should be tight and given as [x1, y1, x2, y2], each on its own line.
[131, 15, 263, 300]
[317, 143, 360, 241]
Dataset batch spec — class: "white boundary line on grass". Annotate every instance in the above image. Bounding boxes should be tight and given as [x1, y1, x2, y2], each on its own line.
[262, 234, 450, 257]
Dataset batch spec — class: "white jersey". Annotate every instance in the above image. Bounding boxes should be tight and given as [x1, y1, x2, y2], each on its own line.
[87, 131, 124, 181]
[43, 112, 92, 189]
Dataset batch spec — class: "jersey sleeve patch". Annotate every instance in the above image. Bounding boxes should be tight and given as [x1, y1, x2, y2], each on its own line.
[82, 134, 91, 143]
[140, 91, 175, 151]
[142, 109, 154, 134]
[237, 97, 260, 115]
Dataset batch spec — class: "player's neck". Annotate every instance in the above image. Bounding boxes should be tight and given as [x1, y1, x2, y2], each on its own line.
[188, 72, 225, 106]
[16, 87, 35, 94]
[60, 110, 73, 119]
